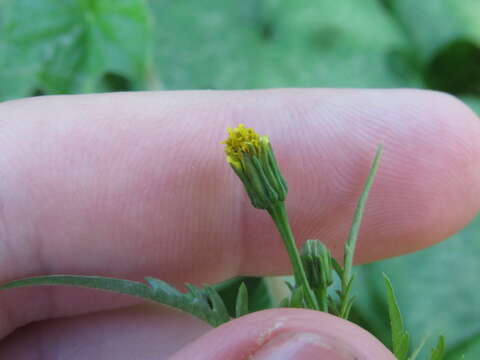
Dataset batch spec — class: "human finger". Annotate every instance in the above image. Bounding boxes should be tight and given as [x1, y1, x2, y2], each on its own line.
[0, 89, 478, 338]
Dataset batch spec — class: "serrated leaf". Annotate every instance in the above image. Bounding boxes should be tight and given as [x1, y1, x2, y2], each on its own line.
[384, 274, 410, 360]
[0, 275, 231, 327]
[430, 336, 446, 360]
[235, 282, 249, 318]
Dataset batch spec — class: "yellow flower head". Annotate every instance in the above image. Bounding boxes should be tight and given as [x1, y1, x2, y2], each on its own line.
[222, 124, 287, 209]
[222, 124, 269, 169]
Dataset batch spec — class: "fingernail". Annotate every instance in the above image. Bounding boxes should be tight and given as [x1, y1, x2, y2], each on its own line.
[251, 331, 358, 360]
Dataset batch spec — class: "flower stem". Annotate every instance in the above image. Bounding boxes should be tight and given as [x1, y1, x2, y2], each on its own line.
[268, 202, 318, 310]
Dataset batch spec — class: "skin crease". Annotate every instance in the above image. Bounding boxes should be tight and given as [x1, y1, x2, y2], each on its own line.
[0, 89, 478, 359]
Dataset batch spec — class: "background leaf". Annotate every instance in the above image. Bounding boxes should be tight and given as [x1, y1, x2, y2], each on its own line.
[354, 214, 480, 357]
[387, 0, 480, 95]
[0, 0, 153, 100]
[445, 333, 480, 359]
[148, 0, 420, 90]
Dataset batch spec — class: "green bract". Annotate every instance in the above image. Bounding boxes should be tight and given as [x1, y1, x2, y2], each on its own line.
[222, 124, 287, 210]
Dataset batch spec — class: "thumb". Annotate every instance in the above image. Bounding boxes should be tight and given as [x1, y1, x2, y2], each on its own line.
[171, 308, 394, 360]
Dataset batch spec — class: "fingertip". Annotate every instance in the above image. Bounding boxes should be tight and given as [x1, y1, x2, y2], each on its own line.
[171, 308, 394, 360]
[284, 89, 480, 263]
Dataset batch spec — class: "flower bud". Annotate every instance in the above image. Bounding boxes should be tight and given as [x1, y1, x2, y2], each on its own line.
[301, 239, 333, 288]
[222, 124, 288, 209]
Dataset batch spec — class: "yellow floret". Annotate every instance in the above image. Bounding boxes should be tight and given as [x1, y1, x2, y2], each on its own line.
[222, 124, 269, 168]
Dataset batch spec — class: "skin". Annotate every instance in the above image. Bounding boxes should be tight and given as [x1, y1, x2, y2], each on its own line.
[0, 89, 478, 359]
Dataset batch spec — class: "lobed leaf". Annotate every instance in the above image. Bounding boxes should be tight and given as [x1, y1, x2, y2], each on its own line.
[0, 275, 231, 327]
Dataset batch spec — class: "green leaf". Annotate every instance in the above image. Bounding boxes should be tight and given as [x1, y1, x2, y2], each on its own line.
[149, 0, 260, 90]
[204, 285, 230, 323]
[408, 336, 428, 360]
[384, 274, 409, 360]
[341, 294, 356, 320]
[260, 0, 420, 88]
[0, 0, 153, 100]
[235, 282, 249, 318]
[148, 0, 420, 90]
[327, 295, 340, 315]
[331, 257, 344, 278]
[214, 276, 273, 317]
[389, 0, 480, 95]
[283, 280, 295, 293]
[445, 333, 480, 359]
[338, 277, 356, 318]
[354, 213, 480, 354]
[301, 239, 333, 288]
[286, 286, 305, 308]
[343, 145, 383, 281]
[430, 336, 446, 360]
[0, 275, 230, 327]
[278, 297, 290, 308]
[339, 145, 383, 319]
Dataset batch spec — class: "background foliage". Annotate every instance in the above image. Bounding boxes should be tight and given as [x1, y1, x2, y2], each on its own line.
[1, 0, 479, 357]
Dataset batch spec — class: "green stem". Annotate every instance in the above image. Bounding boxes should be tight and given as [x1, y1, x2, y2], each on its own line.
[316, 288, 328, 312]
[268, 202, 318, 310]
[340, 145, 383, 317]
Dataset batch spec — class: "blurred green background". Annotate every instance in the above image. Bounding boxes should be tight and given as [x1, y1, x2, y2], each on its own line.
[1, 0, 479, 357]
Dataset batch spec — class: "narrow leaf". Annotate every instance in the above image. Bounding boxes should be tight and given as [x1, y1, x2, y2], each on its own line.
[341, 295, 356, 320]
[331, 257, 344, 278]
[384, 273, 410, 360]
[213, 276, 272, 317]
[279, 297, 290, 308]
[408, 336, 428, 360]
[430, 336, 445, 360]
[289, 286, 305, 308]
[339, 145, 382, 320]
[343, 144, 383, 285]
[235, 282, 249, 318]
[339, 275, 356, 319]
[328, 295, 340, 315]
[284, 280, 295, 292]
